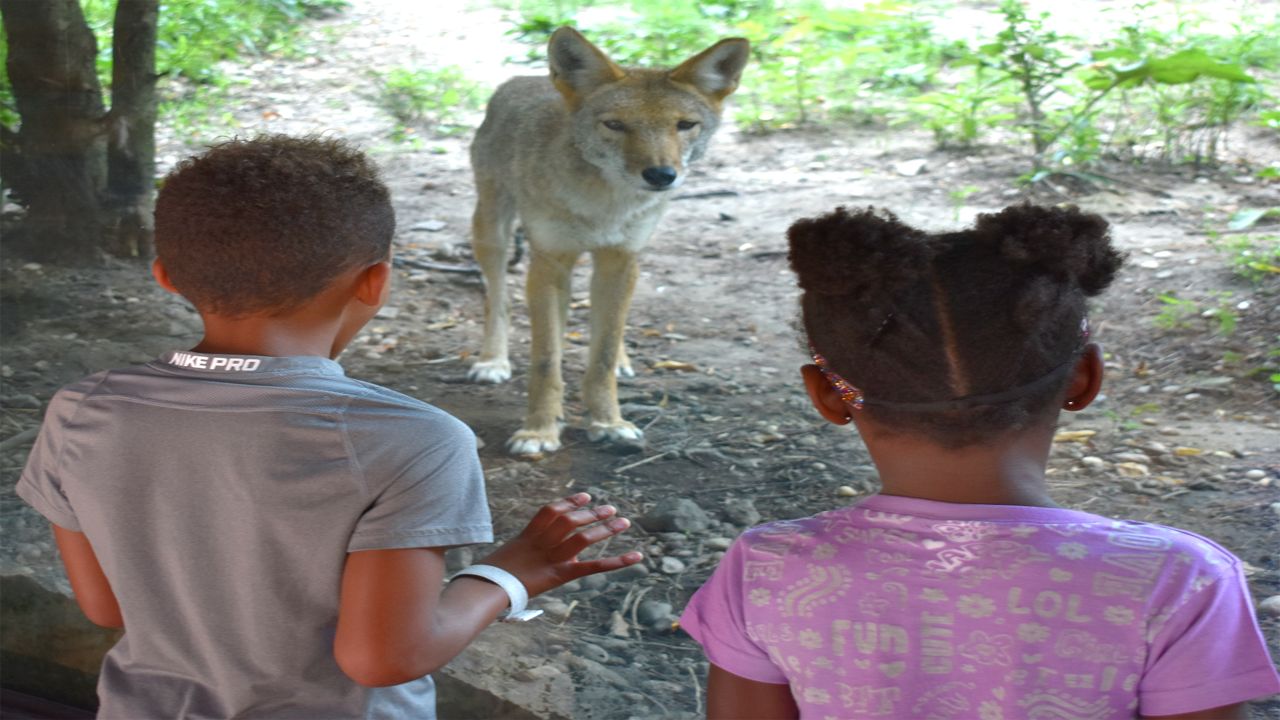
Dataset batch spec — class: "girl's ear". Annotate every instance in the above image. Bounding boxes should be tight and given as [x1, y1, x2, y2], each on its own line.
[801, 364, 853, 425]
[151, 259, 181, 295]
[353, 261, 392, 307]
[1062, 343, 1104, 411]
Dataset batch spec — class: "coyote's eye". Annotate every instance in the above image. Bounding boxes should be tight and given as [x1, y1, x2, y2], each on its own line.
[677, 120, 699, 131]
[602, 120, 625, 131]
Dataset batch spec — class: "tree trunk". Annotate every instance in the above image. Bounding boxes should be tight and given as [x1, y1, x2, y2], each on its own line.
[0, 0, 107, 263]
[106, 0, 159, 259]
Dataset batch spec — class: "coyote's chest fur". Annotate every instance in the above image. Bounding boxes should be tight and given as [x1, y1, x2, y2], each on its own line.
[465, 26, 749, 457]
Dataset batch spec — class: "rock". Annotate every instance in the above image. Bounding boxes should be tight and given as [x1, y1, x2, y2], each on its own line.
[1080, 456, 1107, 472]
[639, 497, 711, 533]
[722, 498, 760, 527]
[660, 557, 687, 574]
[1112, 452, 1150, 464]
[636, 600, 674, 626]
[579, 642, 611, 664]
[581, 573, 611, 591]
[444, 546, 474, 572]
[568, 655, 628, 686]
[1270, 502, 1280, 519]
[1, 394, 41, 410]
[608, 611, 631, 638]
[612, 562, 650, 582]
[409, 219, 448, 232]
[538, 597, 572, 620]
[705, 537, 733, 551]
[1258, 596, 1280, 618]
[1244, 469, 1267, 480]
[374, 306, 400, 319]
[836, 485, 859, 497]
[894, 158, 928, 176]
[1115, 462, 1150, 477]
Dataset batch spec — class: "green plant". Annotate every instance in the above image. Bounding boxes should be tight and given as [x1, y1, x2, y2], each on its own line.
[374, 66, 487, 138]
[1154, 292, 1238, 335]
[947, 184, 980, 220]
[1210, 233, 1280, 283]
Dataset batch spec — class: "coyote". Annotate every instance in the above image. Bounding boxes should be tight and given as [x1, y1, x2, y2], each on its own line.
[467, 27, 749, 457]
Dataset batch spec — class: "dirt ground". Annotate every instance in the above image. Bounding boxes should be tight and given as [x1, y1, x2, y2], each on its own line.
[2, 1, 1278, 718]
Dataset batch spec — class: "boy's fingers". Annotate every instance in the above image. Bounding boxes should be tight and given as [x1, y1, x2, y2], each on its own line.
[524, 493, 591, 535]
[562, 552, 645, 580]
[542, 505, 617, 541]
[550, 517, 632, 561]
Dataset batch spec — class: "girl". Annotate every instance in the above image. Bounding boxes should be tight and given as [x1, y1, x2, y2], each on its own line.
[680, 205, 1280, 719]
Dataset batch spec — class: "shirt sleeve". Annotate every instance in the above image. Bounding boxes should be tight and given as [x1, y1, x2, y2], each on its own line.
[1139, 560, 1280, 716]
[680, 536, 789, 684]
[15, 390, 81, 531]
[346, 407, 493, 551]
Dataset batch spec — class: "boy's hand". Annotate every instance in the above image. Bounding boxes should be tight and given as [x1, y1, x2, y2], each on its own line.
[478, 493, 643, 598]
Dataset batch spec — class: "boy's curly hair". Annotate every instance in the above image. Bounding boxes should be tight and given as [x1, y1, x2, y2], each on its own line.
[154, 135, 395, 317]
[787, 204, 1126, 448]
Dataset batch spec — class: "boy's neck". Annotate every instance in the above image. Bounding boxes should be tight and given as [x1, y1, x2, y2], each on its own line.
[860, 423, 1060, 508]
[193, 298, 357, 360]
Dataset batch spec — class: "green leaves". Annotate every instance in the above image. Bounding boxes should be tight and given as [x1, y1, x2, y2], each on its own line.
[1108, 49, 1256, 85]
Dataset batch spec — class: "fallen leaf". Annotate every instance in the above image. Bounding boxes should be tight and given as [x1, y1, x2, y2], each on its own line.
[1053, 430, 1097, 443]
[653, 360, 697, 372]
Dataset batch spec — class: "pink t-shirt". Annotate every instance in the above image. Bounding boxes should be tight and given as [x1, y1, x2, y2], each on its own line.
[681, 494, 1280, 718]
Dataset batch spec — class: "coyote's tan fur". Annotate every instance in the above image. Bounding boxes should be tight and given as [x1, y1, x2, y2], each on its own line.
[467, 27, 749, 456]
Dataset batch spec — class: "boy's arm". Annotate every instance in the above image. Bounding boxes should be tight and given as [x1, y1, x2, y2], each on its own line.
[335, 494, 640, 687]
[52, 524, 124, 629]
[707, 664, 798, 720]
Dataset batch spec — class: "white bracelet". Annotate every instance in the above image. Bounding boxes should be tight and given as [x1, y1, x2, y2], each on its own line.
[451, 564, 544, 623]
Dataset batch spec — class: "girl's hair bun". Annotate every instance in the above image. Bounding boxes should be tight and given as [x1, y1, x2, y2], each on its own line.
[973, 204, 1125, 295]
[786, 206, 932, 299]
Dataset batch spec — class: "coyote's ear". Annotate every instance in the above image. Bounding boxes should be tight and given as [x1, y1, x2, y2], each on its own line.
[670, 38, 750, 101]
[548, 26, 625, 106]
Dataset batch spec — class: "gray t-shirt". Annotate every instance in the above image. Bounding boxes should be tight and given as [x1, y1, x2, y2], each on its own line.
[17, 351, 494, 719]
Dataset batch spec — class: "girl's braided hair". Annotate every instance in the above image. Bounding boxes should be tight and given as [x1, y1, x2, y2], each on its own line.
[787, 204, 1126, 447]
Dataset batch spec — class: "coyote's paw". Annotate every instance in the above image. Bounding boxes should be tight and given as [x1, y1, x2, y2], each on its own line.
[587, 420, 645, 449]
[507, 427, 562, 457]
[468, 359, 512, 384]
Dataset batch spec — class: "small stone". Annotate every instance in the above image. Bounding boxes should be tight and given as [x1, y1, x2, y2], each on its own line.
[612, 562, 650, 582]
[1270, 502, 1280, 519]
[1157, 427, 1181, 436]
[1, 394, 41, 409]
[374, 306, 400, 319]
[1080, 456, 1107, 472]
[705, 537, 733, 551]
[608, 611, 631, 638]
[836, 485, 858, 497]
[636, 600, 674, 626]
[660, 556, 686, 574]
[409, 219, 448, 232]
[581, 573, 611, 591]
[1244, 469, 1267, 480]
[1115, 462, 1150, 477]
[894, 158, 928, 176]
[538, 597, 572, 620]
[1258, 596, 1280, 618]
[1141, 417, 1160, 426]
[722, 498, 761, 527]
[579, 642, 611, 663]
[1112, 452, 1150, 464]
[639, 497, 711, 533]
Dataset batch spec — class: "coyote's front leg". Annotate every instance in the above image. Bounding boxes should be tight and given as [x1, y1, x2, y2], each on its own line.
[583, 247, 643, 448]
[508, 248, 578, 457]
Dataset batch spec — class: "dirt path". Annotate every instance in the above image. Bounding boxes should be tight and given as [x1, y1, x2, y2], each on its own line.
[2, 1, 1278, 717]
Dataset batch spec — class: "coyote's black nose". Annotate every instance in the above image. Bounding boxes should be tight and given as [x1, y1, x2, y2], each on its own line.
[642, 166, 678, 188]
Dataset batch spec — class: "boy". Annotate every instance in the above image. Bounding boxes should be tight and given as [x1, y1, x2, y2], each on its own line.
[17, 135, 643, 718]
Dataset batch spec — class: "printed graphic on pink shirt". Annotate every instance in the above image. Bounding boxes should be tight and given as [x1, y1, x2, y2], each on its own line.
[681, 495, 1280, 719]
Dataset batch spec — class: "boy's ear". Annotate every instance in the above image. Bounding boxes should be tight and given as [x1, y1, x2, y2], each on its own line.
[1062, 344, 1104, 412]
[151, 259, 181, 295]
[353, 261, 391, 307]
[670, 37, 750, 101]
[801, 364, 853, 426]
